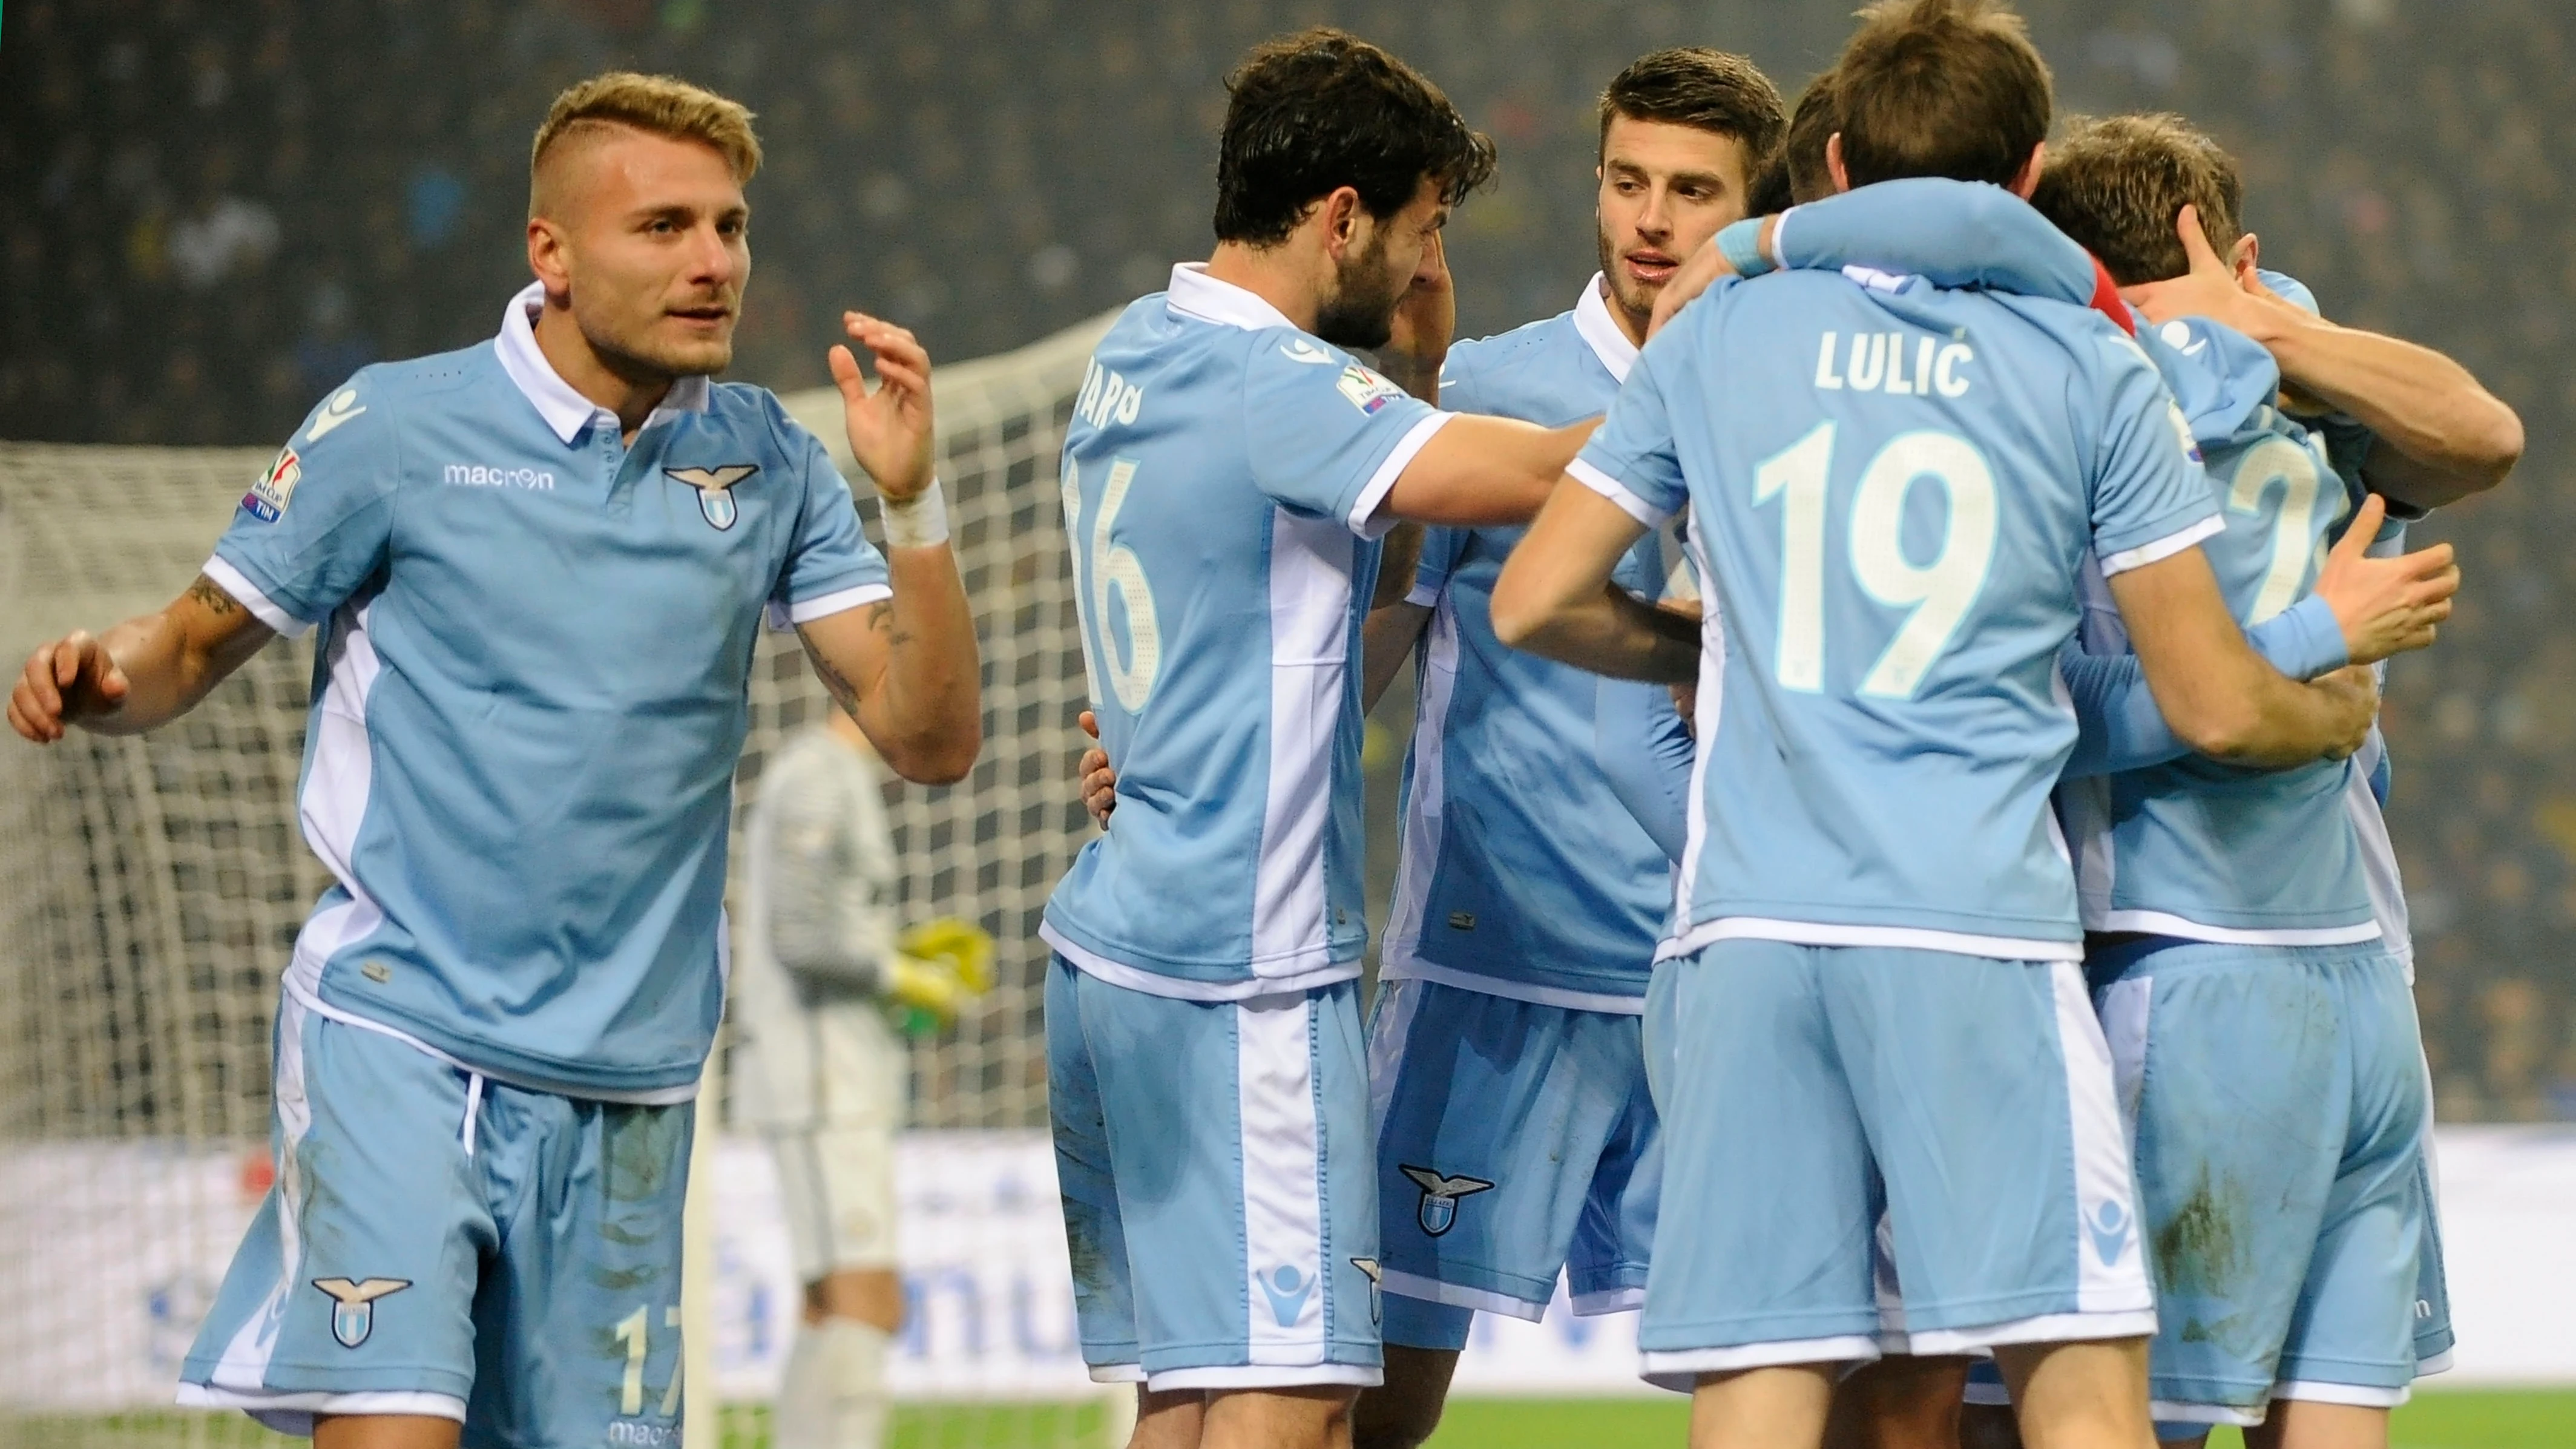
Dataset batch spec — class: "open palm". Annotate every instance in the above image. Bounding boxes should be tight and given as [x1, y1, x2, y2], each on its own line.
[830, 311, 936, 502]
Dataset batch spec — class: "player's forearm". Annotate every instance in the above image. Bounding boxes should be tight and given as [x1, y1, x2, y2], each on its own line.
[1499, 585, 1698, 683]
[2254, 312, 2522, 499]
[1384, 417, 1598, 527]
[1361, 601, 1432, 714]
[1372, 524, 1425, 612]
[855, 546, 982, 785]
[84, 598, 270, 736]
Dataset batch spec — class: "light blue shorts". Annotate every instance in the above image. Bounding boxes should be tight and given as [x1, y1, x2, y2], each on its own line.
[2091, 938, 2431, 1425]
[179, 992, 694, 1445]
[1365, 978, 1658, 1351]
[1640, 941, 2153, 1387]
[1046, 956, 1381, 1392]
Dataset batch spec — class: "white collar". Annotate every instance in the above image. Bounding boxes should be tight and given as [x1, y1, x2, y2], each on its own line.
[494, 281, 711, 444]
[1572, 274, 1640, 383]
[1165, 262, 1301, 333]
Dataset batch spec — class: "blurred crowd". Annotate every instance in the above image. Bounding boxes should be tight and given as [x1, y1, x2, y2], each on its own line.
[1, 0, 2567, 1117]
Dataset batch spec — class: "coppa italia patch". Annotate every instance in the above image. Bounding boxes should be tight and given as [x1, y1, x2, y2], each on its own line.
[1336, 363, 1408, 416]
[243, 446, 301, 522]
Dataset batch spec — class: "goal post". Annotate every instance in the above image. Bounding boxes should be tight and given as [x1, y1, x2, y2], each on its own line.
[0, 306, 1119, 1449]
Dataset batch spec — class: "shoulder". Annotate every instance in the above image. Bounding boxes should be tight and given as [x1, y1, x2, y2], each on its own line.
[1442, 312, 1582, 413]
[705, 382, 826, 463]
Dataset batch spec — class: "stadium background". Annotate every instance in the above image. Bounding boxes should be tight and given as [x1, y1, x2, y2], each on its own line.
[1, 1, 2570, 1445]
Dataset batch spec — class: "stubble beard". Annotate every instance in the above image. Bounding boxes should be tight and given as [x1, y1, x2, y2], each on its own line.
[1312, 232, 1407, 352]
[1595, 217, 1657, 338]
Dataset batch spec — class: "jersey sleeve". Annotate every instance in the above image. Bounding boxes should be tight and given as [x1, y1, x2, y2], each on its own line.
[2083, 335, 2227, 575]
[1568, 333, 1692, 527]
[767, 421, 893, 629]
[204, 378, 399, 637]
[1243, 335, 1454, 539]
[2058, 595, 2347, 779]
[1773, 178, 2095, 304]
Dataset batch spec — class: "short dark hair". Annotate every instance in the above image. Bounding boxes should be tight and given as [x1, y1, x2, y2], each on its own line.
[1595, 48, 1787, 168]
[1834, 0, 2052, 189]
[1214, 28, 1496, 246]
[2032, 114, 2245, 286]
[1783, 72, 1841, 205]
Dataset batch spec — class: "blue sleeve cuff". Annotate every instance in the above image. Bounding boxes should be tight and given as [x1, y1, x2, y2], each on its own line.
[2250, 596, 2348, 680]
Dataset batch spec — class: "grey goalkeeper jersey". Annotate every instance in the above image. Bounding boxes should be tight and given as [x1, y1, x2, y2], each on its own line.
[740, 725, 901, 997]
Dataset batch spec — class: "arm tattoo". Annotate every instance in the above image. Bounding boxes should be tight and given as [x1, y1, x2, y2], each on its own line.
[185, 574, 239, 616]
[808, 647, 861, 714]
[865, 599, 915, 648]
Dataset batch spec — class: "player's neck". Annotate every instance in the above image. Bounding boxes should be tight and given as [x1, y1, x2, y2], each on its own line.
[1203, 242, 1326, 334]
[1603, 274, 1650, 349]
[531, 303, 678, 442]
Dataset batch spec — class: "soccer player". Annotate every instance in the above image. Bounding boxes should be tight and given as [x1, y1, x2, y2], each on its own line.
[8, 73, 981, 1449]
[1487, 2, 2402, 1445]
[730, 703, 997, 1449]
[1347, 48, 1782, 1449]
[1760, 120, 2509, 1449]
[1040, 30, 1597, 1449]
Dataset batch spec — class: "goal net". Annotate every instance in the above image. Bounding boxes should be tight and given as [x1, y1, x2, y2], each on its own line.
[0, 308, 1120, 1449]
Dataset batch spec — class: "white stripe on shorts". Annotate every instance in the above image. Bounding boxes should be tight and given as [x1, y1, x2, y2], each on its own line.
[1640, 1335, 1883, 1391]
[208, 990, 315, 1392]
[1238, 993, 1329, 1368]
[2055, 962, 2154, 1317]
[2273, 1379, 2410, 1408]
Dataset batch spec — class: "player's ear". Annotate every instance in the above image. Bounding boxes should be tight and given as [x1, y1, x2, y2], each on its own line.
[1825, 134, 1852, 195]
[1317, 186, 1365, 260]
[527, 214, 573, 301]
[2230, 231, 2261, 277]
[2007, 141, 2046, 200]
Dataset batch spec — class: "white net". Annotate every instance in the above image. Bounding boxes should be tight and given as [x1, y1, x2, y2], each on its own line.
[0, 309, 1119, 1448]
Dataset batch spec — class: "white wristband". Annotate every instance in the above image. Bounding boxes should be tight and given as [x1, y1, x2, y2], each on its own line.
[877, 478, 950, 549]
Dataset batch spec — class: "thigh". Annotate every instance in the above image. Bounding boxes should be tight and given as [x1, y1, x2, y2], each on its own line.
[1640, 939, 1881, 1384]
[2275, 953, 2431, 1406]
[467, 1089, 695, 1449]
[1082, 968, 1380, 1389]
[180, 1000, 488, 1432]
[1372, 981, 1641, 1316]
[1832, 951, 2152, 1354]
[1048, 955, 1140, 1372]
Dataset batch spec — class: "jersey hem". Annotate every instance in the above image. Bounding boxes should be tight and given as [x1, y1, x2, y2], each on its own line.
[1041, 923, 1359, 1002]
[1658, 915, 2084, 964]
[2083, 908, 2382, 947]
[176, 1384, 469, 1429]
[1377, 956, 1646, 1014]
[203, 553, 314, 639]
[289, 959, 703, 1104]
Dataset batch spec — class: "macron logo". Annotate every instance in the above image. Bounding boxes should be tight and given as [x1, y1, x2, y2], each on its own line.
[304, 388, 367, 442]
[444, 464, 556, 490]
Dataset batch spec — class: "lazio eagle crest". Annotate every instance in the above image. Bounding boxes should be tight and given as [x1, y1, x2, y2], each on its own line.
[1399, 1165, 1495, 1237]
[665, 463, 760, 531]
[311, 1277, 412, 1348]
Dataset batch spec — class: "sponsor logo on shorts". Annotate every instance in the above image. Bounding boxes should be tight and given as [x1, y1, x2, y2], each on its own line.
[243, 447, 301, 522]
[1350, 1257, 1382, 1326]
[1336, 363, 1407, 415]
[2085, 1200, 2132, 1267]
[1399, 1165, 1495, 1237]
[665, 463, 760, 531]
[310, 1276, 411, 1348]
[1257, 1264, 1315, 1327]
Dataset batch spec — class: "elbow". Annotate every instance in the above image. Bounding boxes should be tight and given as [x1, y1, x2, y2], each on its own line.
[2168, 695, 2264, 763]
[884, 718, 983, 786]
[1489, 586, 1546, 652]
[2470, 407, 2525, 490]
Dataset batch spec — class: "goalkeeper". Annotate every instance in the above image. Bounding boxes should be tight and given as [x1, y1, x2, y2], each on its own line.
[730, 704, 993, 1449]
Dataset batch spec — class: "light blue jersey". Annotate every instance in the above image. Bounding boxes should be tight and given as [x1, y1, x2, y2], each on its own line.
[1041, 264, 1453, 1000]
[1382, 278, 1672, 1008]
[1754, 182, 2382, 946]
[1574, 258, 2220, 962]
[204, 283, 889, 1100]
[2057, 315, 2381, 944]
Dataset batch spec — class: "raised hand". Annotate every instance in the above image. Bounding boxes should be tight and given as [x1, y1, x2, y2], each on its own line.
[8, 631, 130, 743]
[2310, 494, 2458, 665]
[829, 312, 936, 502]
[1380, 232, 1454, 395]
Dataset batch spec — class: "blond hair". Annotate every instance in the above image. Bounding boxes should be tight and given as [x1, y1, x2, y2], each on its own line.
[528, 71, 761, 217]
